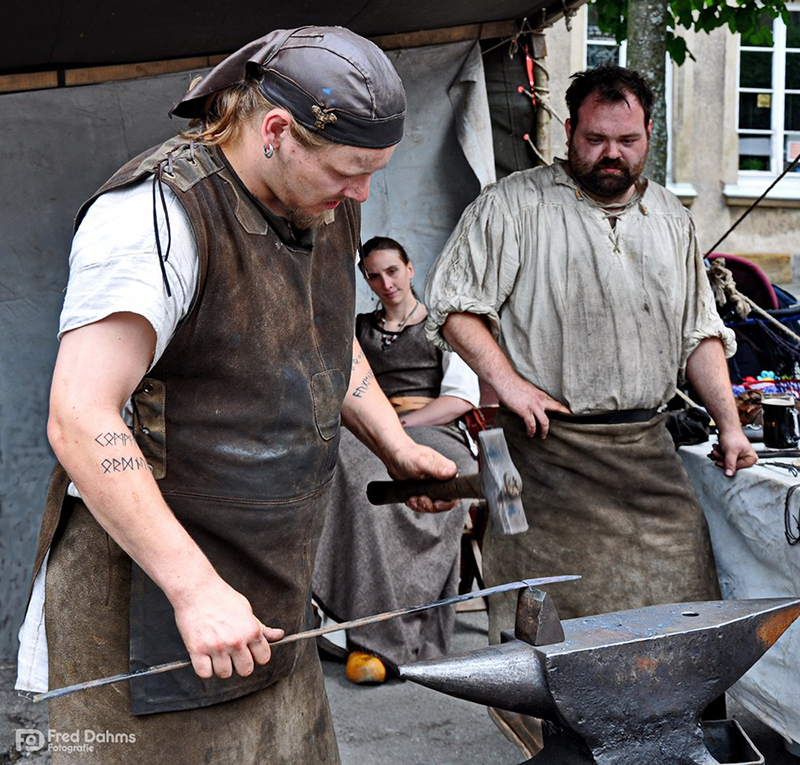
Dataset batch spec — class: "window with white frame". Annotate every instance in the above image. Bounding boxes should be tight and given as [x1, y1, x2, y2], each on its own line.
[585, 4, 626, 68]
[738, 6, 800, 177]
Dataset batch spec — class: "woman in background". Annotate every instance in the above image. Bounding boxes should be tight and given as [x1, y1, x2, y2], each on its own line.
[312, 236, 481, 683]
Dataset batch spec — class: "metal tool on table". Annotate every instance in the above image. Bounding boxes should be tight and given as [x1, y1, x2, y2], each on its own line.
[399, 586, 800, 764]
[367, 427, 527, 535]
[28, 574, 579, 703]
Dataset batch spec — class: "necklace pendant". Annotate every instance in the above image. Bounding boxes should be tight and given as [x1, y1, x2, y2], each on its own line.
[381, 332, 398, 349]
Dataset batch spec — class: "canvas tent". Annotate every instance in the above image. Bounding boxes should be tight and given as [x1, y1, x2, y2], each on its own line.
[0, 0, 582, 659]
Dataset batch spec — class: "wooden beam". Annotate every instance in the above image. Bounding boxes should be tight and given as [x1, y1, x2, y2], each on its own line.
[370, 20, 518, 51]
[0, 71, 58, 94]
[64, 56, 213, 87]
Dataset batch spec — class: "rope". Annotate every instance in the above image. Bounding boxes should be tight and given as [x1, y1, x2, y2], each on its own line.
[706, 258, 800, 347]
[517, 87, 567, 126]
[674, 388, 703, 410]
[706, 258, 752, 320]
[523, 134, 550, 165]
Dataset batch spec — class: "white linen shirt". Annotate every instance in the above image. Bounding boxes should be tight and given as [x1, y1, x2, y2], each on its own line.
[424, 159, 735, 414]
[439, 349, 481, 407]
[60, 179, 198, 358]
[17, 179, 197, 694]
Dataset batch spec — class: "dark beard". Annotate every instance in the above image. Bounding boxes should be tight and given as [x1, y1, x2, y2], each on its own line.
[568, 145, 647, 200]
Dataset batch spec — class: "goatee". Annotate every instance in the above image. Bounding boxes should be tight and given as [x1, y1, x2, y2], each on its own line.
[568, 144, 648, 200]
[287, 209, 329, 230]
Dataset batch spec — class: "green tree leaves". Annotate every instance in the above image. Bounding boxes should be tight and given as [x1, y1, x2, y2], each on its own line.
[594, 0, 789, 66]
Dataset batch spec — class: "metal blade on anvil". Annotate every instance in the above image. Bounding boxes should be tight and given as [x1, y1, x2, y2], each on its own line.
[30, 574, 580, 703]
[398, 598, 800, 719]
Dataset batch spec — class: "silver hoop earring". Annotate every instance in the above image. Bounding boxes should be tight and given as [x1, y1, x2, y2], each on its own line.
[263, 142, 274, 159]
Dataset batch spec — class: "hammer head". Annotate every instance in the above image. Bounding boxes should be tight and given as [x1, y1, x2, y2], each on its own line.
[478, 428, 527, 535]
[365, 427, 527, 536]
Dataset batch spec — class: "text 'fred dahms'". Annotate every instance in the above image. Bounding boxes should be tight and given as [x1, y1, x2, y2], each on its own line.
[15, 728, 137, 753]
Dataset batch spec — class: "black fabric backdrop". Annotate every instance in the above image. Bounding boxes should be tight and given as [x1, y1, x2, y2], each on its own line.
[1, 0, 581, 73]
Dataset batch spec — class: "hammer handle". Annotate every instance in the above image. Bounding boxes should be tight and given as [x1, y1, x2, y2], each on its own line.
[367, 474, 482, 505]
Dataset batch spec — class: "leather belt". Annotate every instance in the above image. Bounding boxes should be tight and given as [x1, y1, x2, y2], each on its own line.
[549, 408, 660, 425]
[389, 395, 434, 414]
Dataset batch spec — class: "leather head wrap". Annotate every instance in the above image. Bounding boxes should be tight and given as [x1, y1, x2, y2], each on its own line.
[170, 26, 406, 149]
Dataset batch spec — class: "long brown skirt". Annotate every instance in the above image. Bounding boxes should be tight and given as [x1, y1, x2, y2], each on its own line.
[312, 425, 474, 668]
[483, 410, 720, 643]
[45, 502, 339, 764]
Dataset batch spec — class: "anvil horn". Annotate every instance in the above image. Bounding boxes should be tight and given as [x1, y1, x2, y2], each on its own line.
[398, 588, 566, 715]
[398, 640, 556, 717]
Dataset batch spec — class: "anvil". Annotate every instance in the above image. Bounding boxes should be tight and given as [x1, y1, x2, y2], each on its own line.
[399, 588, 800, 764]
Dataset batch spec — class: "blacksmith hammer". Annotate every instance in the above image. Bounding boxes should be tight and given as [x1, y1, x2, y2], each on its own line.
[399, 589, 800, 764]
[366, 427, 527, 535]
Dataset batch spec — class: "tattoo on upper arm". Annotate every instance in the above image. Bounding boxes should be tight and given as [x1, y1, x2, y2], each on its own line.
[351, 370, 374, 398]
[352, 350, 365, 369]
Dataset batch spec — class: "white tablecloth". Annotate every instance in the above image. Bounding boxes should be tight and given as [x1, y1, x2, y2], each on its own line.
[680, 442, 800, 746]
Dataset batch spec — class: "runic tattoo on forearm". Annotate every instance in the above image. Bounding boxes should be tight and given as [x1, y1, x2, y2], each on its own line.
[352, 370, 374, 398]
[101, 456, 149, 474]
[95, 431, 135, 447]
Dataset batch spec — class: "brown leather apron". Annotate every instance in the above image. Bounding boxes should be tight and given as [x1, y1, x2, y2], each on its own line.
[482, 408, 720, 643]
[35, 137, 359, 730]
[46, 500, 341, 764]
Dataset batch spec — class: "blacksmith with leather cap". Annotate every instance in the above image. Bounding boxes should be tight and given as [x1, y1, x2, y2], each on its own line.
[16, 26, 456, 764]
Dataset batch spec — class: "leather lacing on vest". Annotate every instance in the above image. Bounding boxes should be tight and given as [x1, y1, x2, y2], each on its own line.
[151, 139, 199, 297]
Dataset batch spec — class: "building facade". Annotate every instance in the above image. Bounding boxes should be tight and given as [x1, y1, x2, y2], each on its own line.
[543, 3, 800, 286]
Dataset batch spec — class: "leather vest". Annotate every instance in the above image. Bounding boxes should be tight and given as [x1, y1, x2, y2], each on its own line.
[67, 136, 358, 713]
[356, 312, 443, 399]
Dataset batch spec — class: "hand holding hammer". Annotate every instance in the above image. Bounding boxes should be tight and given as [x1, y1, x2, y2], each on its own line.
[367, 428, 528, 535]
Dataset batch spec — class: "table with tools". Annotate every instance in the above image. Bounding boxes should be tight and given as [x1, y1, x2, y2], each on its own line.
[680, 441, 800, 752]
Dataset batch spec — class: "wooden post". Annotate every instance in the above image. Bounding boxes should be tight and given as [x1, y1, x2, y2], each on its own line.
[532, 33, 551, 166]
